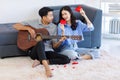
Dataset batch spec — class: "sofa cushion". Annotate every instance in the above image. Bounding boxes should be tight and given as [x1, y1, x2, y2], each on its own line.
[0, 45, 26, 58]
[53, 10, 60, 24]
[0, 23, 18, 45]
[77, 36, 91, 48]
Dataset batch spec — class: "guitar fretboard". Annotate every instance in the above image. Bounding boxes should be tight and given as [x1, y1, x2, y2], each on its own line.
[36, 34, 82, 40]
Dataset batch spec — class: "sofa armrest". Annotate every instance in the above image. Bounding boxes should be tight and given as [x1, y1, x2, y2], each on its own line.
[82, 5, 102, 48]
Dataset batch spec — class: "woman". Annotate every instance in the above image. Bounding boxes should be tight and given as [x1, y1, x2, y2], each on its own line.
[56, 6, 100, 60]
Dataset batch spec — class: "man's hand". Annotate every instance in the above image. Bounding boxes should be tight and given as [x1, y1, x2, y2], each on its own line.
[35, 35, 42, 42]
[28, 28, 36, 39]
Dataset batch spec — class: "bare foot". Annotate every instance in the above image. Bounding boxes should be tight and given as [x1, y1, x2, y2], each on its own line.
[32, 59, 40, 68]
[81, 54, 92, 60]
[46, 69, 53, 78]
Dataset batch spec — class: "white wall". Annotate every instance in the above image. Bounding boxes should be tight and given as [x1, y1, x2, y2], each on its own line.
[0, 0, 100, 23]
[75, 0, 101, 9]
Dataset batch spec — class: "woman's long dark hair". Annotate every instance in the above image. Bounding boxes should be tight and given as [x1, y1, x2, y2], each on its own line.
[58, 6, 77, 30]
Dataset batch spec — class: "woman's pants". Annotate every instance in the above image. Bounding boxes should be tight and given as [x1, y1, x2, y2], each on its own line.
[59, 48, 100, 60]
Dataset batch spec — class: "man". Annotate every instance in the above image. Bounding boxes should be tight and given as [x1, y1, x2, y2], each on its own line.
[13, 7, 70, 77]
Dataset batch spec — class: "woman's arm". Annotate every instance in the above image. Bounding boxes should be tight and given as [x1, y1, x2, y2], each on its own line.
[79, 9, 93, 28]
[60, 24, 65, 36]
[52, 24, 66, 49]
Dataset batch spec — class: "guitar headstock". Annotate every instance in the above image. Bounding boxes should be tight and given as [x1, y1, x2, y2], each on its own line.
[71, 36, 82, 40]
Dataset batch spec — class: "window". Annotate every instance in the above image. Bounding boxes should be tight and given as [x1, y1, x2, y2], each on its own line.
[101, 0, 120, 39]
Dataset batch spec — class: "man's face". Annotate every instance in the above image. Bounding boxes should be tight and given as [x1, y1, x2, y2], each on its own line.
[43, 11, 54, 23]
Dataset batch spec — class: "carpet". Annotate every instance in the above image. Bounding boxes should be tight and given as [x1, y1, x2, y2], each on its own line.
[0, 50, 120, 80]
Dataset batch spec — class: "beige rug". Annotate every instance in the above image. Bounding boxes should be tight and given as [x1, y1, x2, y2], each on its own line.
[0, 50, 120, 80]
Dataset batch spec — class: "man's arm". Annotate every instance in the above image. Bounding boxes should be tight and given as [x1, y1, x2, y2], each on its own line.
[13, 23, 29, 31]
[13, 23, 36, 38]
[52, 36, 66, 48]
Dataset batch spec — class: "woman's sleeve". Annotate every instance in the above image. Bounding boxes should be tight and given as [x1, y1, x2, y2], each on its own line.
[57, 23, 68, 46]
[57, 23, 62, 35]
[77, 20, 94, 32]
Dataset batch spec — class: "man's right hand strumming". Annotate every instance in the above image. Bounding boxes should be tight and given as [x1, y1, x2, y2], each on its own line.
[27, 27, 43, 42]
[27, 28, 36, 39]
[13, 23, 36, 39]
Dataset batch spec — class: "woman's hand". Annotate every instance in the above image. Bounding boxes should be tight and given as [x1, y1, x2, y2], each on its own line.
[60, 24, 65, 31]
[79, 9, 86, 17]
[59, 36, 67, 42]
[60, 24, 65, 35]
[80, 9, 92, 27]
[52, 36, 67, 49]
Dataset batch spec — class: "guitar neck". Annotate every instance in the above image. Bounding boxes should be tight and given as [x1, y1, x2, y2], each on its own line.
[41, 35, 81, 40]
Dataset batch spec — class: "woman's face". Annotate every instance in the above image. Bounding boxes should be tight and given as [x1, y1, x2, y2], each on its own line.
[61, 10, 71, 22]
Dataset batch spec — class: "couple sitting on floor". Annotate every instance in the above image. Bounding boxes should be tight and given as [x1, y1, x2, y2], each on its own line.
[13, 6, 100, 77]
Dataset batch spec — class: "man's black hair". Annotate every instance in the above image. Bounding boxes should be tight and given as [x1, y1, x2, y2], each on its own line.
[39, 7, 53, 18]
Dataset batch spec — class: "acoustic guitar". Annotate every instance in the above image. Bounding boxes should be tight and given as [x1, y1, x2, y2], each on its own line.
[17, 26, 82, 51]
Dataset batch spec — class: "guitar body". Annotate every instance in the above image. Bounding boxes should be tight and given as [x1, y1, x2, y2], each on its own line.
[17, 27, 49, 51]
[17, 26, 82, 51]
